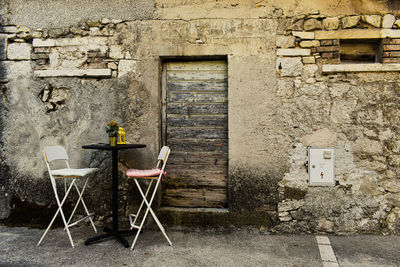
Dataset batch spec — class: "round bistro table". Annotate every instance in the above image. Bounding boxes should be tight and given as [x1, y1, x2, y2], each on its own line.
[82, 143, 146, 248]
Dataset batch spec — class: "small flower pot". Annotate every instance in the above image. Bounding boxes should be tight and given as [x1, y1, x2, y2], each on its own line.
[109, 136, 117, 146]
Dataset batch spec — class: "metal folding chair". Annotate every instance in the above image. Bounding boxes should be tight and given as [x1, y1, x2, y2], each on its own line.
[126, 146, 172, 250]
[37, 146, 97, 248]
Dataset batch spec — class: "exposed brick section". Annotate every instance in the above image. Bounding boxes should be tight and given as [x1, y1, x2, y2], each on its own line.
[316, 57, 340, 64]
[316, 39, 340, 62]
[383, 39, 400, 62]
[383, 44, 400, 51]
[383, 58, 400, 63]
[383, 38, 400, 45]
[320, 40, 332, 46]
[317, 46, 339, 53]
[320, 39, 338, 46]
[321, 52, 333, 58]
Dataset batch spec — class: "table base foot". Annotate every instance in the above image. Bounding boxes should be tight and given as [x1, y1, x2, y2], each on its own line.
[85, 232, 113, 245]
[85, 229, 138, 248]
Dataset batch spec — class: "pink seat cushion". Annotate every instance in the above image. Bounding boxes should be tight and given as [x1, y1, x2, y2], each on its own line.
[126, 168, 164, 177]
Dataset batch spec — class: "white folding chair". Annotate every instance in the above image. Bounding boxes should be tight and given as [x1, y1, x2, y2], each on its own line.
[37, 146, 98, 248]
[126, 146, 172, 250]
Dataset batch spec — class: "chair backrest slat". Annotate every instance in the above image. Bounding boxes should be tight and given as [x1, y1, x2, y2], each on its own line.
[157, 146, 170, 162]
[44, 146, 69, 162]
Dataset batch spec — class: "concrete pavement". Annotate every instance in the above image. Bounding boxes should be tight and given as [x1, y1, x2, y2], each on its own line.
[1, 225, 400, 267]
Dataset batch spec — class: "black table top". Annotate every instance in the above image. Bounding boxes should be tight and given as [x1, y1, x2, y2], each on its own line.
[82, 143, 146, 151]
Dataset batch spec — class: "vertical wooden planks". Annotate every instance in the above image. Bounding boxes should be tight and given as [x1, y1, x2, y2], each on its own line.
[163, 60, 228, 208]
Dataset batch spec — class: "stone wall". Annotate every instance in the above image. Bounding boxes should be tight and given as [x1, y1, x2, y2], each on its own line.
[275, 12, 400, 234]
[1, 0, 400, 234]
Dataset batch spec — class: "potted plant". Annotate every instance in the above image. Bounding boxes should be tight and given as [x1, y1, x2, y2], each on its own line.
[106, 120, 119, 146]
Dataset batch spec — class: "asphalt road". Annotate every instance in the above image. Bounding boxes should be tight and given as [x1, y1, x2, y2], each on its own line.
[0, 225, 399, 267]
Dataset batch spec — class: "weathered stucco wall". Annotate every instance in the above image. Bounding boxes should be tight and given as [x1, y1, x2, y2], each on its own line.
[1, 0, 400, 234]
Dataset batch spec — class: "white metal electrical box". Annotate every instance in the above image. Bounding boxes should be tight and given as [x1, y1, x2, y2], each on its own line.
[308, 147, 335, 186]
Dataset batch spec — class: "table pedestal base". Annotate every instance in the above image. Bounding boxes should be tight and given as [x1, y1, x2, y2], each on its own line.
[85, 229, 137, 248]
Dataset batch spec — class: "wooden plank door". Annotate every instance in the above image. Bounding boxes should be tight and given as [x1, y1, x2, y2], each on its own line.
[162, 60, 228, 208]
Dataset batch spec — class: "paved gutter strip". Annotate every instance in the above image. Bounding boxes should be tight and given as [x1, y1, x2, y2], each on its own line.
[316, 235, 340, 267]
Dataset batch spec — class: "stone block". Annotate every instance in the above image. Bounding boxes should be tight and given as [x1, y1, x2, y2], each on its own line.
[354, 138, 383, 155]
[330, 99, 355, 123]
[277, 48, 310, 56]
[101, 18, 112, 24]
[301, 128, 338, 147]
[111, 19, 123, 24]
[87, 20, 101, 27]
[279, 215, 292, 222]
[302, 56, 315, 64]
[107, 62, 118, 70]
[315, 29, 381, 40]
[7, 42, 31, 60]
[17, 26, 30, 33]
[381, 180, 400, 193]
[320, 40, 332, 46]
[32, 39, 55, 47]
[299, 40, 320, 48]
[382, 14, 396, 29]
[118, 60, 137, 77]
[277, 57, 303, 77]
[381, 29, 400, 38]
[299, 82, 326, 96]
[290, 19, 304, 31]
[317, 46, 339, 53]
[323, 63, 400, 73]
[5, 61, 33, 81]
[0, 26, 18, 33]
[86, 62, 107, 69]
[362, 15, 382, 28]
[292, 31, 315, 40]
[34, 68, 111, 77]
[54, 37, 88, 47]
[276, 79, 294, 97]
[329, 83, 351, 98]
[109, 45, 124, 59]
[341, 16, 360, 29]
[302, 64, 319, 78]
[323, 17, 340, 30]
[31, 31, 43, 39]
[278, 199, 305, 212]
[276, 36, 296, 48]
[304, 19, 322, 31]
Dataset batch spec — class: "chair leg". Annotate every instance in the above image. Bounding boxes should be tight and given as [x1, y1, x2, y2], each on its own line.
[139, 179, 172, 246]
[38, 180, 76, 248]
[130, 180, 154, 230]
[68, 178, 97, 233]
[130, 178, 172, 250]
